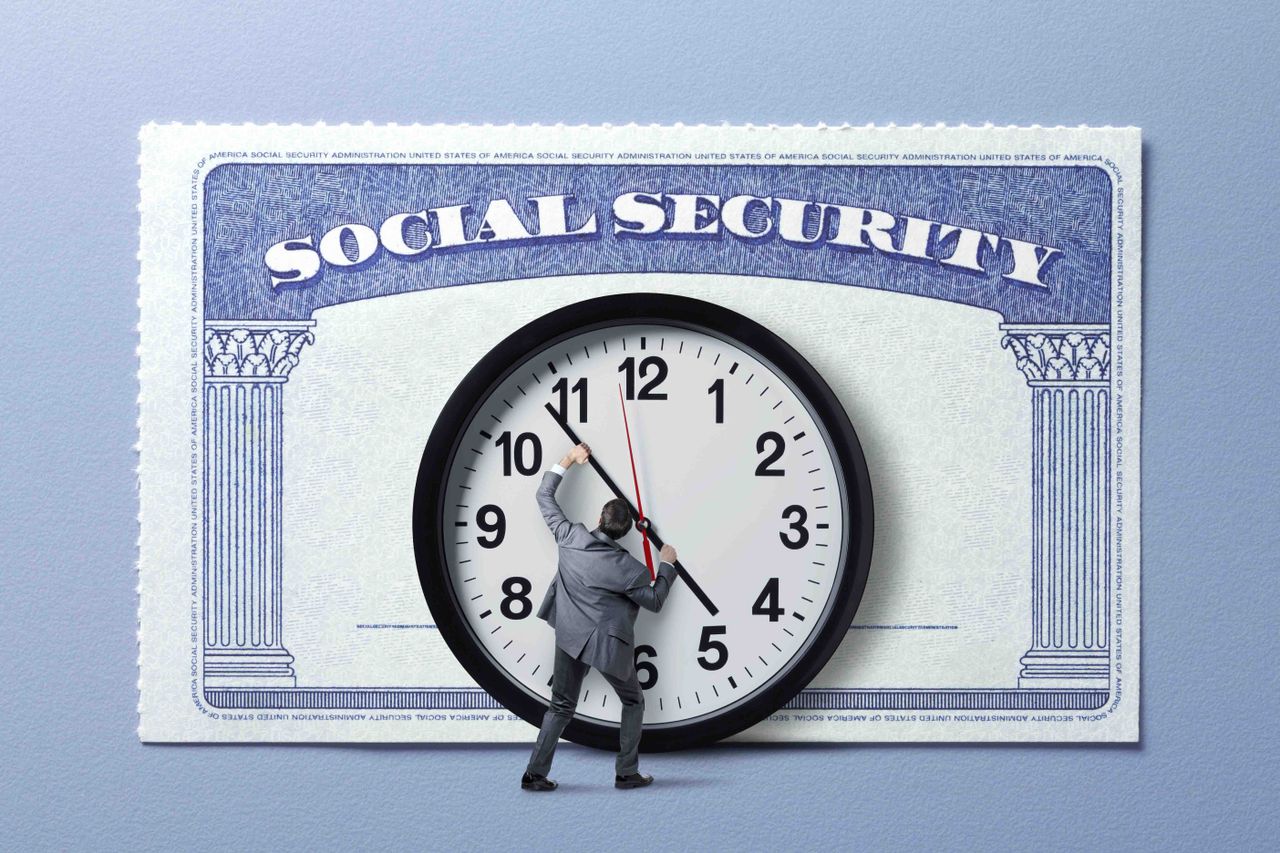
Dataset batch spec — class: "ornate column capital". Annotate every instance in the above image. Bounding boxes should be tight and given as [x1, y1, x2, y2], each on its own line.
[204, 320, 316, 380]
[999, 324, 1110, 384]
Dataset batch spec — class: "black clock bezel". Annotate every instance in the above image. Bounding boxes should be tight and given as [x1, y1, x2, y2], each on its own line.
[413, 292, 874, 751]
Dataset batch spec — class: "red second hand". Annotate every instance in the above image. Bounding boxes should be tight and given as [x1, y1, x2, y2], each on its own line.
[618, 385, 655, 580]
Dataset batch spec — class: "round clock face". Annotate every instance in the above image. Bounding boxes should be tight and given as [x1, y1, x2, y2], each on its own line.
[414, 293, 872, 750]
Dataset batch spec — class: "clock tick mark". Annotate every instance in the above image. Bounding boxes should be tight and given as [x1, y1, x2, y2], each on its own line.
[503, 640, 512, 649]
[812, 561, 825, 567]
[714, 353, 721, 365]
[660, 337, 665, 351]
[808, 579, 821, 585]
[463, 467, 476, 473]
[728, 676, 738, 689]
[678, 341, 684, 354]
[712, 684, 719, 697]
[802, 449, 814, 457]
[456, 540, 470, 545]
[517, 385, 526, 396]
[455, 521, 468, 527]
[792, 612, 806, 621]
[793, 431, 806, 441]
[758, 655, 768, 666]
[812, 486, 826, 492]
[816, 523, 829, 529]
[479, 430, 492, 440]
[677, 696, 682, 710]
[771, 642, 782, 652]
[659, 697, 663, 710]
[697, 346, 703, 358]
[518, 653, 526, 663]
[583, 345, 590, 359]
[469, 594, 482, 601]
[759, 387, 768, 396]
[801, 596, 814, 604]
[478, 608, 490, 618]
[603, 340, 609, 354]
[640, 336, 646, 350]
[490, 625, 501, 634]
[546, 361, 557, 375]
[816, 543, 828, 547]
[489, 413, 502, 423]
[808, 468, 820, 474]
[463, 576, 476, 583]
[457, 559, 471, 565]
[565, 352, 573, 365]
[729, 362, 738, 374]
[784, 416, 796, 424]
[772, 401, 782, 410]
[602, 694, 607, 707]
[744, 666, 754, 678]
[695, 691, 701, 703]
[502, 400, 513, 409]
[470, 448, 483, 455]
[783, 628, 795, 637]
[531, 372, 541, 385]
[745, 373, 753, 385]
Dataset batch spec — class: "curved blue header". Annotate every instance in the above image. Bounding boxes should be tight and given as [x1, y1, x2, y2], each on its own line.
[202, 163, 1112, 324]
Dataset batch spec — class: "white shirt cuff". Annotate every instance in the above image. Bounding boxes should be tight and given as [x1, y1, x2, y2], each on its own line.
[550, 463, 567, 476]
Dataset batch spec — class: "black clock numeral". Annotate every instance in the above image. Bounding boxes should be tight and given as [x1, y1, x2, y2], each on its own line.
[476, 505, 506, 548]
[634, 645, 659, 690]
[495, 431, 542, 476]
[752, 577, 783, 621]
[551, 377, 588, 422]
[619, 356, 668, 400]
[500, 576, 532, 619]
[696, 625, 728, 671]
[755, 431, 786, 476]
[779, 505, 809, 549]
[708, 378, 725, 423]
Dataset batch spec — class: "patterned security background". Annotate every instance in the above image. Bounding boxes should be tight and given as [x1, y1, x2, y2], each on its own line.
[203, 164, 1112, 323]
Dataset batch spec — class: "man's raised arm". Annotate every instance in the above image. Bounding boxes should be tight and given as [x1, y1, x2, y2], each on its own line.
[535, 443, 591, 545]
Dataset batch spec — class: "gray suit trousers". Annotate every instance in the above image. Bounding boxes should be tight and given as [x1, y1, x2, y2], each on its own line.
[526, 646, 645, 777]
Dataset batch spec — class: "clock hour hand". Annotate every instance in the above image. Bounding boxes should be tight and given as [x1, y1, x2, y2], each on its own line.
[543, 402, 720, 616]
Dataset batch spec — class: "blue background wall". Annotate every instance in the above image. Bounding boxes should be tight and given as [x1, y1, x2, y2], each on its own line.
[2, 2, 1276, 849]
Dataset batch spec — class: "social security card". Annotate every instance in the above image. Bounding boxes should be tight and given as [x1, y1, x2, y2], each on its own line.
[138, 124, 1140, 742]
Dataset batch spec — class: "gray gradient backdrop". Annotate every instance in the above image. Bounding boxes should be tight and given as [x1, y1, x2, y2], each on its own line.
[2, 2, 1277, 849]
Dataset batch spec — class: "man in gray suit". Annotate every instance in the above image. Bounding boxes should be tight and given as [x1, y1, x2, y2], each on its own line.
[522, 442, 678, 792]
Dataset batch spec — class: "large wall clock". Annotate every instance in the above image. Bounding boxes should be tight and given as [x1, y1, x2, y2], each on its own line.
[414, 293, 873, 750]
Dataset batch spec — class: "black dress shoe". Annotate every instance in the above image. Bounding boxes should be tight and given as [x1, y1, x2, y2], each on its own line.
[615, 773, 654, 789]
[521, 772, 558, 791]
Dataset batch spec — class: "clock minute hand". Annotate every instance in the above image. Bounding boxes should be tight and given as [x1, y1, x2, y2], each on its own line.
[543, 402, 720, 617]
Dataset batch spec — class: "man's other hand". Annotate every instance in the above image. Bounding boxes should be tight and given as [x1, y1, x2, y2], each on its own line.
[659, 544, 677, 564]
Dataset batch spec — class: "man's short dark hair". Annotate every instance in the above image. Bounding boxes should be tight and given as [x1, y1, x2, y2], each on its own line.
[599, 498, 633, 540]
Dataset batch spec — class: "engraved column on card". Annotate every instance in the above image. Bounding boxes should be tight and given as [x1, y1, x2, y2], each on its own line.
[202, 321, 315, 687]
[1001, 326, 1111, 689]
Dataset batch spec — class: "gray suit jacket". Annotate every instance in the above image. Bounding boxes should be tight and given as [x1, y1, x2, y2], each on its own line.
[535, 470, 677, 679]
